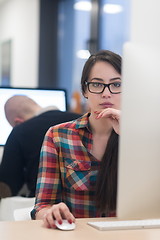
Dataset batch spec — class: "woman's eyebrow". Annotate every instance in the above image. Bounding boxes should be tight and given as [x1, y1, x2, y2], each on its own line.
[110, 77, 121, 81]
[90, 78, 104, 81]
[90, 77, 121, 82]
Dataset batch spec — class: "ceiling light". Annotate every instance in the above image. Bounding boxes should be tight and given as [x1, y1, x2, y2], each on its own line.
[74, 1, 92, 11]
[76, 50, 91, 59]
[103, 4, 123, 14]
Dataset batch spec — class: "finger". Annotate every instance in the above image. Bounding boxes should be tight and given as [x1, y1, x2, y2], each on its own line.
[60, 207, 75, 223]
[96, 111, 112, 119]
[95, 108, 112, 117]
[43, 214, 55, 229]
[110, 114, 119, 121]
[43, 218, 51, 229]
[98, 109, 120, 120]
[48, 212, 57, 228]
[58, 203, 75, 223]
[51, 205, 64, 224]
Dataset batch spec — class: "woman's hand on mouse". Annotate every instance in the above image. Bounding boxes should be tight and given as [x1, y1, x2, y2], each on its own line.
[94, 108, 121, 135]
[41, 202, 75, 229]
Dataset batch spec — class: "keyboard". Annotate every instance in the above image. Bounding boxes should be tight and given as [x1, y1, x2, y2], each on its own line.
[87, 219, 160, 231]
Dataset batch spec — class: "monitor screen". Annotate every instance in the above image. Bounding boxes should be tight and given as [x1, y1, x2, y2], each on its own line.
[0, 87, 67, 146]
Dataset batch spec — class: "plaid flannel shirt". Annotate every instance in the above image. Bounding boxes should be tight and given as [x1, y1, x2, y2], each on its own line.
[32, 113, 107, 218]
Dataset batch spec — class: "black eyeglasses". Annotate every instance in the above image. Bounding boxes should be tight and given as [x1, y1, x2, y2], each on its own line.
[85, 81, 121, 94]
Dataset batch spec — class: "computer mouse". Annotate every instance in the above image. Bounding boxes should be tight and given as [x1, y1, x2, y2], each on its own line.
[55, 219, 76, 231]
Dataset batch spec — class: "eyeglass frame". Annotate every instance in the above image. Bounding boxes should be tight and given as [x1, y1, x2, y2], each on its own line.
[85, 81, 121, 94]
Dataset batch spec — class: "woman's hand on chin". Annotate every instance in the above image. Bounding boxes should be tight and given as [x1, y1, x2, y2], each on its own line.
[94, 108, 121, 135]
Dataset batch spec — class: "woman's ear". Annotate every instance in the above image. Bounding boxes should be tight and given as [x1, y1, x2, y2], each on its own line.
[83, 91, 88, 99]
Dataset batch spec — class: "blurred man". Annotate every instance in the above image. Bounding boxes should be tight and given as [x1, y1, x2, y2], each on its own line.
[0, 95, 81, 198]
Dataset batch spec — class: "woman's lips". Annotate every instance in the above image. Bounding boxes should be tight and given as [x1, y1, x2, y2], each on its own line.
[99, 103, 113, 108]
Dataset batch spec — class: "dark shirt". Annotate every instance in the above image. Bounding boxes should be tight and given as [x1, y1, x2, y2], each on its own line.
[0, 110, 81, 197]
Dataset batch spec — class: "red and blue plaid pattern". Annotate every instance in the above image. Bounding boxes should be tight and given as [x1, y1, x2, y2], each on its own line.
[34, 113, 104, 218]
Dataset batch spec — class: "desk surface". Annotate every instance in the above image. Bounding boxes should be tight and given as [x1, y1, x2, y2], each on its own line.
[1, 218, 160, 240]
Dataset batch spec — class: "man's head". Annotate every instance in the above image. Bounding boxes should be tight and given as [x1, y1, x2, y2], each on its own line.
[4, 95, 42, 127]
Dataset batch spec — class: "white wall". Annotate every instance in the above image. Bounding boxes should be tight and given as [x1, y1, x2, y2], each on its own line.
[0, 0, 39, 87]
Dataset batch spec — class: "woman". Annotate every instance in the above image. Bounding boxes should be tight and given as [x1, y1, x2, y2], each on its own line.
[31, 50, 121, 228]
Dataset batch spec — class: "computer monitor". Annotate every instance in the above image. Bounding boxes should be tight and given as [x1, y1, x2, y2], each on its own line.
[0, 87, 67, 146]
[117, 42, 160, 219]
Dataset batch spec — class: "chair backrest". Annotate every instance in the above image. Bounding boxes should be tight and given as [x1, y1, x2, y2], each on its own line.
[13, 206, 33, 221]
[0, 196, 35, 221]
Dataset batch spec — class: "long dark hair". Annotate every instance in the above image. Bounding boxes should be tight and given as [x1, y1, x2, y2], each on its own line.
[95, 130, 119, 215]
[81, 50, 121, 215]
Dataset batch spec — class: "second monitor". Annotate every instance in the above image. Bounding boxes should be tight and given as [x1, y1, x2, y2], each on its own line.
[0, 87, 67, 146]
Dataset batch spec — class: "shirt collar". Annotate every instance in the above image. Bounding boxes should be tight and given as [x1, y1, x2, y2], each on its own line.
[75, 112, 90, 130]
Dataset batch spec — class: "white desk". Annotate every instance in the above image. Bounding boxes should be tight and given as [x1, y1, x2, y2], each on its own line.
[1, 218, 160, 240]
